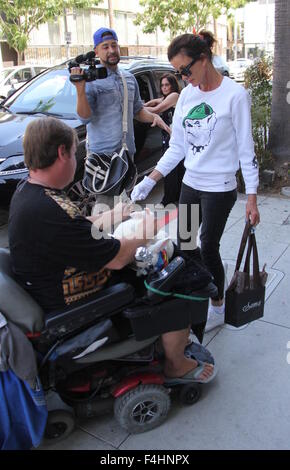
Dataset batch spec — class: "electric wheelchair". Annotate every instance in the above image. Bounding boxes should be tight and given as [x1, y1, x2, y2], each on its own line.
[0, 247, 217, 443]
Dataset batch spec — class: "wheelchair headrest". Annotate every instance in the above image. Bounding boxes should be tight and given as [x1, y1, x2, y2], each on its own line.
[0, 248, 44, 333]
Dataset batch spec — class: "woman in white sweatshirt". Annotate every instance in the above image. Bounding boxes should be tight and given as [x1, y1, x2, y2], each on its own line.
[131, 33, 260, 332]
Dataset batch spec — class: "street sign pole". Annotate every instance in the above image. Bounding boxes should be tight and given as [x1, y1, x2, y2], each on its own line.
[63, 8, 70, 60]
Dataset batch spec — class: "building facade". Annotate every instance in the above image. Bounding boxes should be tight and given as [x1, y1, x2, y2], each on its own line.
[1, 0, 228, 67]
[243, 0, 274, 58]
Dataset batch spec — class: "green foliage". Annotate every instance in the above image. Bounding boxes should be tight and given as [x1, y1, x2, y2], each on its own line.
[0, 0, 98, 55]
[135, 0, 250, 38]
[244, 56, 273, 170]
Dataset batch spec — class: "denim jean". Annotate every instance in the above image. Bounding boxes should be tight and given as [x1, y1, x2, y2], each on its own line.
[178, 183, 237, 300]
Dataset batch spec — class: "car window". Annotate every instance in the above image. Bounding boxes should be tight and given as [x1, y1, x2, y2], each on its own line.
[34, 67, 47, 74]
[152, 70, 186, 97]
[135, 73, 153, 103]
[13, 71, 22, 82]
[7, 68, 77, 117]
[21, 68, 32, 81]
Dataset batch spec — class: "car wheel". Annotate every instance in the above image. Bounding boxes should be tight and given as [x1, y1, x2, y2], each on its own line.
[222, 71, 229, 77]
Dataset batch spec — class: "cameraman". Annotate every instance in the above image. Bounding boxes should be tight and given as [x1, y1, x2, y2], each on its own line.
[70, 28, 170, 176]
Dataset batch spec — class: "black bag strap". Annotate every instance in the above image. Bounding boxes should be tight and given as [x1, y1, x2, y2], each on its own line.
[235, 221, 251, 272]
[251, 232, 262, 288]
[243, 230, 261, 289]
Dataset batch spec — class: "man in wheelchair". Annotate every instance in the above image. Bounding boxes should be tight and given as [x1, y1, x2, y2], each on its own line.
[8, 117, 215, 384]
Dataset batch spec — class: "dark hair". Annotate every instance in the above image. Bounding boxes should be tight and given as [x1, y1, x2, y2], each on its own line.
[198, 30, 216, 50]
[159, 73, 180, 97]
[167, 33, 212, 62]
[23, 117, 79, 170]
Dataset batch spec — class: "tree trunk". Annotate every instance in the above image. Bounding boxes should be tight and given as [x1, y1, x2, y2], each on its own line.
[213, 17, 218, 55]
[268, 0, 290, 164]
[108, 0, 114, 29]
[17, 50, 25, 65]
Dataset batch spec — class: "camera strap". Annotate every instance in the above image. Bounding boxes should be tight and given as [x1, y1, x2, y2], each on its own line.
[119, 71, 128, 150]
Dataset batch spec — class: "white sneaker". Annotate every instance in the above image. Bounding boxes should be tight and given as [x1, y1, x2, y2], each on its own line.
[205, 262, 227, 333]
[205, 309, 225, 333]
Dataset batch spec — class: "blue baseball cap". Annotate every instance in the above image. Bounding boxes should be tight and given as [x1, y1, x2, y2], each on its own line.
[93, 27, 118, 47]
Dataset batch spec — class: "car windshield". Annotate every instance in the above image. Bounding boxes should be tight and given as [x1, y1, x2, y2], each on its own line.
[6, 65, 77, 119]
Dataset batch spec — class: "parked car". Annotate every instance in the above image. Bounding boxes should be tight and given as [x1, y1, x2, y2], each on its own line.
[228, 58, 253, 82]
[0, 65, 49, 99]
[0, 58, 185, 203]
[212, 55, 230, 77]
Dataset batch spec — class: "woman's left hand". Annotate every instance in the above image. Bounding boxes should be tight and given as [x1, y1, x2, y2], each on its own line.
[151, 114, 171, 134]
[246, 195, 260, 226]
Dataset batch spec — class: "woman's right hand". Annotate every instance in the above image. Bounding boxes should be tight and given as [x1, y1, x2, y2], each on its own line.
[130, 176, 156, 202]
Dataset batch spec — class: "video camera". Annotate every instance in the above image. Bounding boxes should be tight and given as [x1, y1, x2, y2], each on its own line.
[68, 51, 107, 82]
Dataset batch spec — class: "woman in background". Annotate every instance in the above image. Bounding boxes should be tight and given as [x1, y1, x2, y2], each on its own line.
[144, 73, 185, 206]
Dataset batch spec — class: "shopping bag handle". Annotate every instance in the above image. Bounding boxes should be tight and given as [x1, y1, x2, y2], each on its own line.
[243, 231, 261, 289]
[235, 221, 251, 272]
[251, 232, 262, 288]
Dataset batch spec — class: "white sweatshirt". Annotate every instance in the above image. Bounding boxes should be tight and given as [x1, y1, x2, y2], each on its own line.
[155, 77, 259, 194]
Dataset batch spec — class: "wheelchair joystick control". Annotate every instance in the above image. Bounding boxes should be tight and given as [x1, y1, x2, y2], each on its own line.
[147, 256, 185, 299]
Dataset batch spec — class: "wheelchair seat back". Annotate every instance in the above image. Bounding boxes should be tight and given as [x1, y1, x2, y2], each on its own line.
[0, 248, 44, 333]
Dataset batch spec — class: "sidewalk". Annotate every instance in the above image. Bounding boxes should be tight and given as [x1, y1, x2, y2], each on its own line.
[32, 193, 290, 449]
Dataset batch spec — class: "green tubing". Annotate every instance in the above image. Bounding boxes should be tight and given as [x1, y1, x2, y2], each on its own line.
[144, 280, 208, 302]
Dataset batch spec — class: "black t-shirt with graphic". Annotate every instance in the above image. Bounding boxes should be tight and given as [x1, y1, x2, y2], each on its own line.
[9, 181, 120, 313]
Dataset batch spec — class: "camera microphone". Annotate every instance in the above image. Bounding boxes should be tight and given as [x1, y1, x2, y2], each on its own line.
[75, 54, 85, 64]
[84, 51, 96, 61]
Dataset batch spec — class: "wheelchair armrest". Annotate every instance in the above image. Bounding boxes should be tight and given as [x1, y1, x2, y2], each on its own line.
[43, 282, 135, 339]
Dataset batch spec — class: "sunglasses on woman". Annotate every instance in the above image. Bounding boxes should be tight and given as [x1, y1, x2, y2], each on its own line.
[175, 57, 200, 78]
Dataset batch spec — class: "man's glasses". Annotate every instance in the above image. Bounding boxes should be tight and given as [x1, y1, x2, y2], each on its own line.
[175, 57, 200, 78]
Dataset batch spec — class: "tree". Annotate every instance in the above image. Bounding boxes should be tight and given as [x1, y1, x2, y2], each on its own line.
[244, 57, 273, 170]
[268, 0, 290, 164]
[135, 0, 250, 39]
[0, 1, 99, 64]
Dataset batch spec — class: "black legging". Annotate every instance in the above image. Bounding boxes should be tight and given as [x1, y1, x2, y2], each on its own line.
[161, 160, 185, 206]
[177, 183, 237, 300]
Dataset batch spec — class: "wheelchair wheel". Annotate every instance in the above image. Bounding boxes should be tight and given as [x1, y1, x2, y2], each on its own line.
[114, 384, 170, 434]
[179, 383, 202, 405]
[43, 410, 75, 445]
